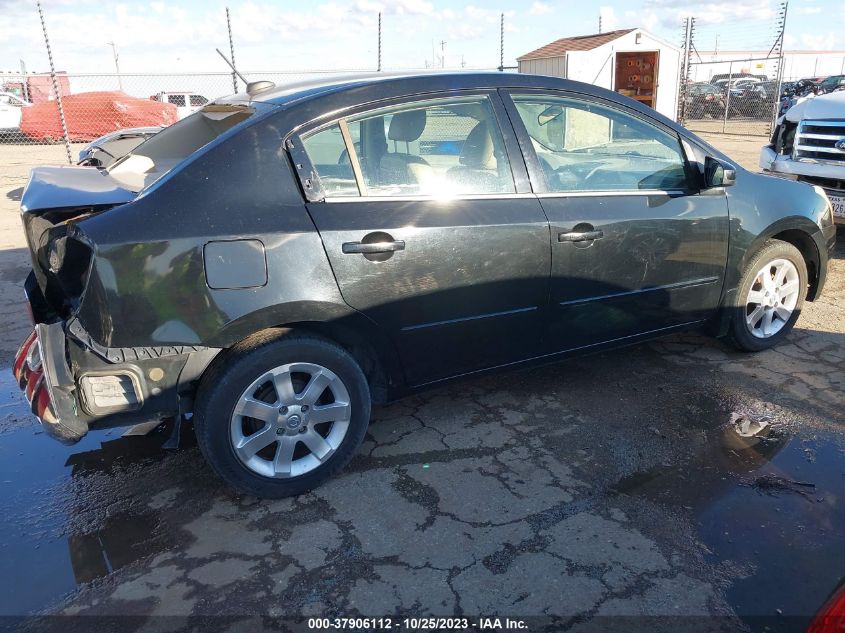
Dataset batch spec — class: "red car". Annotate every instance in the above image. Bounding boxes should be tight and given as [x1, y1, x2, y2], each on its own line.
[20, 91, 177, 142]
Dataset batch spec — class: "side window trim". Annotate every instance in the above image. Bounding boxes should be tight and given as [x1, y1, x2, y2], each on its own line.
[338, 118, 367, 196]
[291, 90, 522, 201]
[500, 89, 695, 195]
[285, 135, 326, 203]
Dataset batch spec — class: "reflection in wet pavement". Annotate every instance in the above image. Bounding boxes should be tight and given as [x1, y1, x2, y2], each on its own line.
[0, 368, 174, 615]
[614, 418, 845, 632]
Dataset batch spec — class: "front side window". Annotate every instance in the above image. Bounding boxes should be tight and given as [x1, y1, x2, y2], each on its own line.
[169, 94, 187, 107]
[511, 95, 689, 192]
[300, 95, 515, 198]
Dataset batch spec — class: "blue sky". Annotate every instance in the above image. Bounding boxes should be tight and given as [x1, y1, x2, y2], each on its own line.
[0, 0, 842, 75]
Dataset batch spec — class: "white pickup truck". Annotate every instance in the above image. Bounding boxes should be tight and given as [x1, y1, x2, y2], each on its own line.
[760, 90, 845, 224]
[0, 92, 31, 132]
[150, 92, 209, 120]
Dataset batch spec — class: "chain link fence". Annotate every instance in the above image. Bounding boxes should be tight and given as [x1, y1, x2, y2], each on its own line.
[3, 69, 507, 159]
[678, 3, 787, 137]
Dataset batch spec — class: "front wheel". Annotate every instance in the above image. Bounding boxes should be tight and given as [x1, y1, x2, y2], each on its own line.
[727, 240, 807, 352]
[194, 331, 371, 498]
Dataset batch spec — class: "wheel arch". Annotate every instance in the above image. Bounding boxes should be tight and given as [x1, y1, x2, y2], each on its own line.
[203, 302, 406, 404]
[740, 216, 822, 301]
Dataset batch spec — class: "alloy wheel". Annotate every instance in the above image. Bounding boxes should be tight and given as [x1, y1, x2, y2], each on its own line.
[229, 362, 351, 479]
[744, 258, 800, 339]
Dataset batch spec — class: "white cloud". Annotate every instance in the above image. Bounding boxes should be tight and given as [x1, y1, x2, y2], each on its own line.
[794, 6, 822, 13]
[529, 2, 554, 15]
[799, 31, 838, 50]
[645, 0, 775, 26]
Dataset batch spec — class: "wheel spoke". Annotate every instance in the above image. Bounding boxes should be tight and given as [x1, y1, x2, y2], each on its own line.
[747, 289, 765, 304]
[780, 280, 799, 298]
[273, 436, 298, 476]
[775, 305, 792, 321]
[773, 264, 788, 287]
[746, 305, 765, 328]
[762, 309, 774, 336]
[272, 370, 296, 403]
[234, 424, 276, 459]
[309, 401, 351, 424]
[301, 430, 333, 460]
[298, 371, 331, 405]
[235, 397, 278, 422]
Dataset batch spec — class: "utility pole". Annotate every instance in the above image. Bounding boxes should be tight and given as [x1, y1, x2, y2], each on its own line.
[106, 41, 123, 91]
[440, 39, 446, 68]
[598, 14, 602, 33]
[19, 59, 29, 101]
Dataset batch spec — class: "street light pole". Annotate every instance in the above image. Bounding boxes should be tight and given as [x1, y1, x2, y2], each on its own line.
[106, 41, 123, 91]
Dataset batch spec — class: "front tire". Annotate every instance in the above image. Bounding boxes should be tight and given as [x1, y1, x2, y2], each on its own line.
[194, 330, 371, 498]
[727, 239, 807, 352]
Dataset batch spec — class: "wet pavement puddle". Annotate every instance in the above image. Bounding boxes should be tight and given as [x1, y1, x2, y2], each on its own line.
[614, 419, 845, 631]
[0, 368, 175, 615]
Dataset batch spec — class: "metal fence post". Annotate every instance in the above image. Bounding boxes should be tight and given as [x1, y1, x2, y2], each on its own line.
[377, 12, 382, 72]
[769, 2, 788, 135]
[226, 7, 238, 93]
[722, 62, 733, 134]
[36, 0, 72, 164]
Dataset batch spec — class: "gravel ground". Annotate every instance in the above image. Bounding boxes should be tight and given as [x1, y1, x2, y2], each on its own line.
[0, 136, 843, 632]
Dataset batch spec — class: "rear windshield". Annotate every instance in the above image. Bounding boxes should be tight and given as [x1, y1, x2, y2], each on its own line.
[107, 104, 255, 192]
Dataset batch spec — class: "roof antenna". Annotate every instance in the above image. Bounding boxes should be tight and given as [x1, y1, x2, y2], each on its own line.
[215, 47, 248, 87]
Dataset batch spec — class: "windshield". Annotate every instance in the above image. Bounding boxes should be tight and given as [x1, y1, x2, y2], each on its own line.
[107, 104, 256, 192]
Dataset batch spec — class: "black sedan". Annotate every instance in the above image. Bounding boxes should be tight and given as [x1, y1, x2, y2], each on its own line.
[14, 72, 836, 497]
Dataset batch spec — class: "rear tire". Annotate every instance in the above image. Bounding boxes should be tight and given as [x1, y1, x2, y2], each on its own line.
[726, 239, 807, 352]
[194, 330, 370, 498]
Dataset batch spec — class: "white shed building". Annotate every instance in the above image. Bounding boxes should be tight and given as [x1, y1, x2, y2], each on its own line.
[517, 28, 682, 120]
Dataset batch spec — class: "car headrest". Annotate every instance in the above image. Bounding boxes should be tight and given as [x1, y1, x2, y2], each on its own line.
[459, 121, 495, 169]
[388, 110, 426, 142]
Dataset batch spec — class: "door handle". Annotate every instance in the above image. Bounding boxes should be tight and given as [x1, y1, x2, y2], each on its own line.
[342, 240, 405, 254]
[558, 230, 604, 243]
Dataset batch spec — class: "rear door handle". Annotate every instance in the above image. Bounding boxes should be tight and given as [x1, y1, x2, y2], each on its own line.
[342, 240, 405, 254]
[559, 230, 604, 242]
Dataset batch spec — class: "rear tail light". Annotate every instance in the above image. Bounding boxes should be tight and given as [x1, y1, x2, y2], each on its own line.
[808, 584, 845, 633]
[25, 369, 44, 402]
[13, 331, 37, 383]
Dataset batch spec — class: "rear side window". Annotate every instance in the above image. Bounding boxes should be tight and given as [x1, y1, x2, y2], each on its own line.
[300, 95, 515, 198]
[301, 124, 358, 197]
[511, 95, 689, 192]
[107, 104, 256, 192]
[168, 94, 187, 107]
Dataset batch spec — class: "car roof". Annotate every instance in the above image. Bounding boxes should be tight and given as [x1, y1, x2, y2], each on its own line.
[217, 71, 685, 130]
[222, 71, 613, 107]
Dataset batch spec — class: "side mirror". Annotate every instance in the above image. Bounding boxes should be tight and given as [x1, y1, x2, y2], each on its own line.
[704, 156, 736, 188]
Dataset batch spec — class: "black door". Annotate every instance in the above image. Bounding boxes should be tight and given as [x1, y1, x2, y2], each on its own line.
[503, 90, 730, 352]
[297, 92, 551, 385]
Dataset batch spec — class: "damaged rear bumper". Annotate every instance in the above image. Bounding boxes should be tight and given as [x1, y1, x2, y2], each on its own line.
[14, 323, 87, 444]
[14, 276, 220, 444]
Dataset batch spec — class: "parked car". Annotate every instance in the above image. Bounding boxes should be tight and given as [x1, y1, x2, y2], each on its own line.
[150, 92, 209, 120]
[761, 89, 845, 224]
[729, 81, 779, 119]
[77, 126, 163, 168]
[14, 73, 836, 497]
[818, 75, 845, 94]
[0, 91, 31, 133]
[20, 91, 177, 142]
[684, 82, 726, 118]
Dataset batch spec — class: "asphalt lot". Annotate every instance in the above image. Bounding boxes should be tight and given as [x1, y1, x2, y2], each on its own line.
[0, 137, 843, 631]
